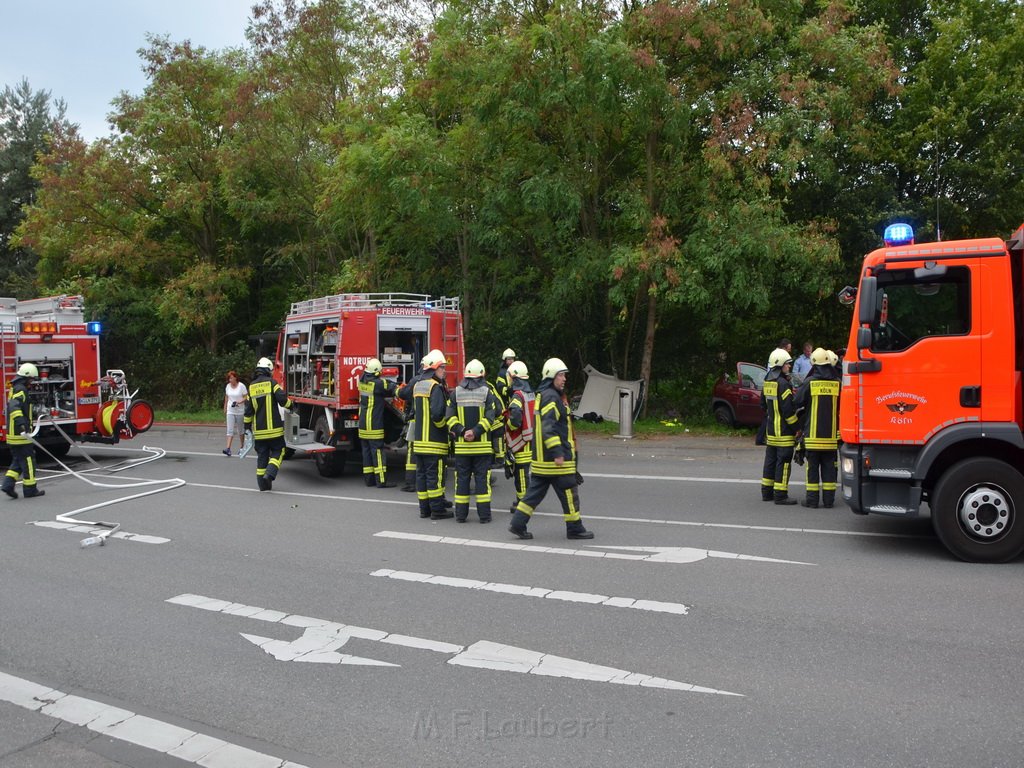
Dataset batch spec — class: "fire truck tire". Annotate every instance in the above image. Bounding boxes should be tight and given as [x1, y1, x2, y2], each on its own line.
[313, 414, 346, 477]
[41, 442, 71, 460]
[931, 457, 1024, 563]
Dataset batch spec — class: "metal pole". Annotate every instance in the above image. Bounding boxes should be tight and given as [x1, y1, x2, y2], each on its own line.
[614, 389, 634, 439]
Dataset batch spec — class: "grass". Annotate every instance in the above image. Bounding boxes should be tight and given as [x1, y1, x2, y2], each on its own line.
[156, 408, 224, 424]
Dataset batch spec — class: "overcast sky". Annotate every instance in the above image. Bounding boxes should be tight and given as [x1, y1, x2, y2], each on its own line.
[0, 0, 254, 141]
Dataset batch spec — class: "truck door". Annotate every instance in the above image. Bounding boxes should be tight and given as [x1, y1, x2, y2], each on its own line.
[855, 259, 980, 445]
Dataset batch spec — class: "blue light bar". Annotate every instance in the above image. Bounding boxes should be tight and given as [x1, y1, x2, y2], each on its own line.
[884, 223, 914, 246]
[87, 321, 102, 335]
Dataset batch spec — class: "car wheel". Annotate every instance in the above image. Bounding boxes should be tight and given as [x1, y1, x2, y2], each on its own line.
[931, 457, 1024, 563]
[713, 404, 734, 427]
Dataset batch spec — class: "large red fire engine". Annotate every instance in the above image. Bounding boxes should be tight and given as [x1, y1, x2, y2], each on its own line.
[274, 293, 465, 476]
[1, 295, 153, 456]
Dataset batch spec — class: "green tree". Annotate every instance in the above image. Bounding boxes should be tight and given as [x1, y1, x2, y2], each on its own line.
[0, 79, 69, 297]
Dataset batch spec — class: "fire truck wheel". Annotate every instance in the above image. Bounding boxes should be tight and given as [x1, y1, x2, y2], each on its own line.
[931, 457, 1024, 563]
[313, 414, 346, 477]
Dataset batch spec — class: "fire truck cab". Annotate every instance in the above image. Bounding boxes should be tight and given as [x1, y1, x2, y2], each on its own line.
[275, 293, 465, 477]
[0, 295, 153, 457]
[840, 223, 1024, 562]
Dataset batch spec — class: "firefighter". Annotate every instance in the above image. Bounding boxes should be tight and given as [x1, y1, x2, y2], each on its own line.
[446, 359, 500, 523]
[489, 348, 515, 468]
[2, 363, 45, 499]
[509, 358, 594, 540]
[397, 354, 430, 492]
[794, 348, 840, 508]
[244, 357, 294, 492]
[503, 360, 534, 514]
[495, 348, 516, 405]
[358, 358, 398, 488]
[760, 348, 800, 505]
[412, 350, 454, 519]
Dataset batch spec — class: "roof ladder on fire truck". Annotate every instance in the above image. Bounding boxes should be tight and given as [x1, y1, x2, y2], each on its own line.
[441, 297, 463, 371]
[0, 297, 19, 379]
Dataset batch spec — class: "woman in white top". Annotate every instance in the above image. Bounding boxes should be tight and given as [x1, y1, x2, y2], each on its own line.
[223, 370, 248, 456]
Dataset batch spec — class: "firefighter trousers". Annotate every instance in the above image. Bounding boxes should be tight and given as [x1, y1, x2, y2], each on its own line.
[804, 449, 838, 507]
[415, 454, 447, 516]
[255, 437, 286, 487]
[3, 444, 39, 491]
[510, 461, 531, 512]
[761, 444, 795, 500]
[515, 473, 583, 523]
[454, 454, 492, 521]
[361, 437, 386, 485]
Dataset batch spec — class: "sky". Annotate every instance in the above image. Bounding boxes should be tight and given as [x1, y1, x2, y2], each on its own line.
[0, 0, 255, 141]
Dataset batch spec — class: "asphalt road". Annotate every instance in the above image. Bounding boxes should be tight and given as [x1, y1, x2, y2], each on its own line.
[1, 426, 1021, 768]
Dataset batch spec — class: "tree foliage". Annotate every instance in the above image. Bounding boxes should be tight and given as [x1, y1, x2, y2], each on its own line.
[8, 0, 1023, 410]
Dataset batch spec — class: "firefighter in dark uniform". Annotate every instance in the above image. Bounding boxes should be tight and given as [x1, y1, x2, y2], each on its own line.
[244, 356, 293, 491]
[503, 360, 533, 514]
[2, 363, 45, 499]
[794, 348, 840, 508]
[488, 348, 516, 466]
[412, 350, 454, 520]
[760, 348, 800, 505]
[398, 354, 430, 492]
[509, 358, 594, 540]
[446, 359, 500, 523]
[358, 357, 398, 488]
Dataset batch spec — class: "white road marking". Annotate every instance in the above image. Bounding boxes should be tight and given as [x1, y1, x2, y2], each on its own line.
[372, 531, 814, 565]
[28, 520, 170, 544]
[370, 568, 689, 614]
[184, 482, 920, 539]
[168, 593, 739, 696]
[0, 670, 308, 768]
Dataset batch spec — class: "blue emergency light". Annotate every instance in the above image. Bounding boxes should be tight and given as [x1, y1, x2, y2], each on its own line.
[87, 321, 103, 335]
[884, 223, 914, 246]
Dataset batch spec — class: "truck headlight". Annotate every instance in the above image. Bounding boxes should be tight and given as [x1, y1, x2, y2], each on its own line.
[842, 457, 855, 475]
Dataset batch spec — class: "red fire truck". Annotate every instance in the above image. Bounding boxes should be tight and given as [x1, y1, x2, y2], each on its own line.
[1, 295, 153, 457]
[274, 293, 465, 476]
[839, 222, 1024, 562]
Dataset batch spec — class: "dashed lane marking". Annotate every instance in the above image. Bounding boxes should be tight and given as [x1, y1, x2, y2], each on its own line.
[369, 568, 690, 614]
[27, 520, 170, 544]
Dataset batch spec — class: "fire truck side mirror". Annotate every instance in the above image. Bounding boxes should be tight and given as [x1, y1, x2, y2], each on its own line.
[857, 275, 878, 326]
[856, 326, 872, 351]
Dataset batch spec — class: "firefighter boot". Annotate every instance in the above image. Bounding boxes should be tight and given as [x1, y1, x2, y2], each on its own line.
[22, 485, 45, 498]
[401, 470, 416, 492]
[774, 491, 797, 505]
[454, 502, 469, 523]
[509, 509, 532, 540]
[761, 483, 774, 502]
[822, 491, 836, 509]
[1, 478, 16, 499]
[477, 502, 492, 524]
[419, 501, 432, 519]
[257, 476, 270, 492]
[566, 520, 594, 540]
[802, 491, 819, 509]
[364, 473, 376, 487]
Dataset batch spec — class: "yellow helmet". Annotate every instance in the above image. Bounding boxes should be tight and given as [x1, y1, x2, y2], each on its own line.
[810, 347, 830, 366]
[365, 358, 382, 375]
[501, 348, 516, 360]
[464, 359, 486, 378]
[768, 349, 792, 368]
[508, 361, 529, 379]
[542, 357, 568, 380]
[17, 362, 38, 378]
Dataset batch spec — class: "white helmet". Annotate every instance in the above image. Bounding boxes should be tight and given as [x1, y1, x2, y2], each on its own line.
[542, 357, 568, 380]
[464, 359, 486, 378]
[826, 350, 839, 366]
[17, 362, 38, 378]
[365, 358, 382, 375]
[508, 360, 529, 379]
[768, 349, 792, 369]
[501, 348, 516, 360]
[810, 347, 830, 366]
[425, 349, 447, 370]
[256, 357, 274, 372]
